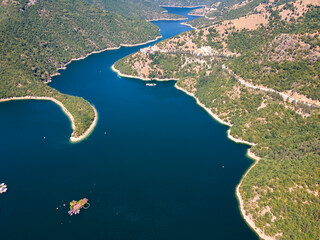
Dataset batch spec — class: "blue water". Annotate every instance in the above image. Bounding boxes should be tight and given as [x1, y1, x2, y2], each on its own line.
[0, 8, 258, 240]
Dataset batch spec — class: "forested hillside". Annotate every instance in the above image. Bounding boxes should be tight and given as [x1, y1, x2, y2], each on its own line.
[153, 0, 216, 7]
[114, 0, 320, 238]
[85, 0, 183, 20]
[0, 0, 160, 140]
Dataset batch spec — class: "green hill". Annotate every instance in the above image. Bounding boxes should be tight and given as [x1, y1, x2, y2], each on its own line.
[85, 0, 184, 20]
[153, 0, 216, 6]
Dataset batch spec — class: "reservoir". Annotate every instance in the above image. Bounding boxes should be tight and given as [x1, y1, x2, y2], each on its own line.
[0, 7, 258, 240]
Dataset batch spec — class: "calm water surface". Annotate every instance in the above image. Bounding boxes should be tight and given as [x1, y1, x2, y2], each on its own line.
[0, 8, 258, 240]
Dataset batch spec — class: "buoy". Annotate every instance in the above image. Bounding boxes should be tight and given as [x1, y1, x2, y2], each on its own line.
[83, 202, 90, 209]
[222, 166, 224, 168]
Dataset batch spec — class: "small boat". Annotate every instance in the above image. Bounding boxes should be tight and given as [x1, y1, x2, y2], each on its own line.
[0, 183, 7, 194]
[146, 83, 156, 87]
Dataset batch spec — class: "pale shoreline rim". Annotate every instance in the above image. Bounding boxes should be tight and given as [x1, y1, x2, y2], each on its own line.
[48, 35, 163, 82]
[0, 96, 98, 143]
[112, 64, 274, 240]
[7, 35, 163, 142]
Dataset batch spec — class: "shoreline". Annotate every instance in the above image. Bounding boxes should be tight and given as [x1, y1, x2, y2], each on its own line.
[236, 150, 277, 240]
[70, 105, 98, 143]
[113, 65, 269, 239]
[0, 96, 98, 143]
[112, 65, 259, 146]
[176, 85, 271, 239]
[180, 22, 196, 29]
[227, 129, 256, 146]
[37, 35, 163, 142]
[48, 35, 163, 83]
[160, 5, 206, 8]
[174, 85, 232, 127]
[148, 17, 188, 22]
[111, 65, 179, 81]
[112, 66, 261, 143]
[188, 13, 204, 16]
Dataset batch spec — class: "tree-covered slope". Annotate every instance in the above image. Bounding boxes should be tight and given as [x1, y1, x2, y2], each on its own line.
[85, 0, 184, 20]
[0, 0, 160, 139]
[153, 0, 216, 7]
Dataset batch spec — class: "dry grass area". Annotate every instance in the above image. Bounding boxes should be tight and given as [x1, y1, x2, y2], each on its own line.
[159, 34, 198, 52]
[138, 57, 153, 78]
[229, 0, 250, 11]
[278, 0, 320, 21]
[1, 0, 18, 5]
[228, 13, 269, 30]
[189, 7, 206, 16]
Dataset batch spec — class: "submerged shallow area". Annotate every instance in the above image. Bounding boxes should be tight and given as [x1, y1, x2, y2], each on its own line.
[0, 7, 258, 240]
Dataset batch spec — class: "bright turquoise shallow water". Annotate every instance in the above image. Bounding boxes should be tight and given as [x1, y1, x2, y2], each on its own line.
[0, 8, 258, 240]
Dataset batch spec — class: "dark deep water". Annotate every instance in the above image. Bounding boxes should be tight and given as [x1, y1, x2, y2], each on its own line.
[0, 8, 258, 240]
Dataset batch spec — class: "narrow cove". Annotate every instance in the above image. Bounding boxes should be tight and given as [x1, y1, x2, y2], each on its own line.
[0, 7, 258, 240]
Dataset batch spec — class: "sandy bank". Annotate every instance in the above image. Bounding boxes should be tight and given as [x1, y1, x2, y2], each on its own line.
[0, 96, 98, 143]
[111, 65, 179, 81]
[70, 106, 98, 143]
[227, 129, 256, 146]
[236, 150, 278, 240]
[180, 22, 196, 29]
[159, 5, 206, 8]
[148, 17, 188, 22]
[175, 85, 232, 127]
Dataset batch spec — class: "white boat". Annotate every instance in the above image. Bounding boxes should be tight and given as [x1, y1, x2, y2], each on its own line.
[0, 183, 8, 194]
[146, 83, 156, 86]
[0, 188, 7, 193]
